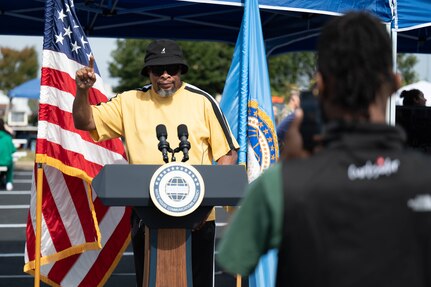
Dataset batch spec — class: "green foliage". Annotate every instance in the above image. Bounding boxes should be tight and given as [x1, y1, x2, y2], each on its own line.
[108, 39, 151, 93]
[108, 39, 317, 97]
[0, 46, 38, 93]
[108, 40, 419, 100]
[179, 41, 234, 95]
[108, 39, 234, 96]
[397, 54, 418, 85]
[268, 52, 316, 99]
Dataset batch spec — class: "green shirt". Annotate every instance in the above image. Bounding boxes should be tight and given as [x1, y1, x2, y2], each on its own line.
[0, 131, 16, 166]
[217, 163, 283, 276]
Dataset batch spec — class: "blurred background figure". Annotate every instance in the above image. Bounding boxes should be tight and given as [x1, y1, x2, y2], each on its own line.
[285, 90, 301, 115]
[276, 110, 297, 153]
[0, 118, 16, 191]
[276, 90, 302, 153]
[400, 88, 426, 106]
[272, 95, 287, 125]
[396, 88, 431, 153]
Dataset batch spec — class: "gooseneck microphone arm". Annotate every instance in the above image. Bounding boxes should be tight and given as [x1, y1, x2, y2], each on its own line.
[176, 124, 191, 162]
[156, 124, 172, 163]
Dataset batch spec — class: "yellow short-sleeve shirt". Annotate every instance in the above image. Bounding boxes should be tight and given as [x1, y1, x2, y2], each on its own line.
[90, 82, 239, 220]
[90, 82, 238, 164]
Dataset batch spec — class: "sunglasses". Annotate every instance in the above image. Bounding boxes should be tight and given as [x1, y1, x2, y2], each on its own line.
[150, 65, 181, 76]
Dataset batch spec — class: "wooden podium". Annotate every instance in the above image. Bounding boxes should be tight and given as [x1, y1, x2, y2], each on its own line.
[92, 164, 247, 287]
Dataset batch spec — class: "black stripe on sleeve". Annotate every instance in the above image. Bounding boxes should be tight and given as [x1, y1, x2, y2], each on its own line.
[184, 85, 237, 150]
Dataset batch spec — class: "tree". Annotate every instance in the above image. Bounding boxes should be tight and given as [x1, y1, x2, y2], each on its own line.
[179, 41, 234, 95]
[108, 39, 234, 96]
[108, 39, 150, 93]
[268, 52, 316, 99]
[0, 46, 38, 93]
[108, 40, 418, 100]
[397, 54, 418, 85]
[109, 39, 318, 97]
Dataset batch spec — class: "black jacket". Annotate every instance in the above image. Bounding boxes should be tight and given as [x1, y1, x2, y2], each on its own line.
[277, 122, 431, 287]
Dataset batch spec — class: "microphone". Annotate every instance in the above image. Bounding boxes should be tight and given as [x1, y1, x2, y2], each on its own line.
[156, 124, 171, 163]
[177, 124, 191, 162]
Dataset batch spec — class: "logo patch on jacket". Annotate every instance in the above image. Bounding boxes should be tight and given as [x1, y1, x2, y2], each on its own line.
[407, 194, 431, 212]
[347, 156, 400, 180]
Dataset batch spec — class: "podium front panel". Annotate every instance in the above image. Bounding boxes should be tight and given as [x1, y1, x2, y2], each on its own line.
[92, 164, 247, 207]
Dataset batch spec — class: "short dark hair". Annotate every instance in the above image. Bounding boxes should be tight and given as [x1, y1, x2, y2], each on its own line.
[400, 89, 424, 106]
[317, 11, 395, 119]
[0, 118, 10, 134]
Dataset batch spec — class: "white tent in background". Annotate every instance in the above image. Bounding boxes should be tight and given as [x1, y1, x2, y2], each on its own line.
[0, 93, 9, 104]
[395, 80, 431, 106]
[0, 92, 9, 117]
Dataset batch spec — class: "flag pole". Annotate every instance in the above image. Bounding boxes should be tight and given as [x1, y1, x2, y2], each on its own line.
[34, 163, 43, 287]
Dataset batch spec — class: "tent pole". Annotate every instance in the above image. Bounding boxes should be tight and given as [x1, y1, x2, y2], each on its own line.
[34, 163, 43, 287]
[386, 23, 398, 126]
[387, 0, 398, 126]
[391, 0, 398, 74]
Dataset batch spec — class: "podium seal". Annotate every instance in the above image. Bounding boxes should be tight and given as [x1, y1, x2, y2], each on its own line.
[149, 162, 205, 217]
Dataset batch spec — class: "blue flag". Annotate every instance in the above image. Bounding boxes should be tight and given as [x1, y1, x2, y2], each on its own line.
[219, 0, 279, 285]
[220, 0, 278, 179]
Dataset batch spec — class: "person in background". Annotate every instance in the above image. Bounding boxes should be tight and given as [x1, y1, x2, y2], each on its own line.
[276, 90, 301, 154]
[73, 39, 238, 287]
[276, 111, 296, 153]
[0, 118, 16, 191]
[217, 11, 431, 287]
[396, 88, 429, 152]
[400, 88, 426, 106]
[2, 120, 15, 137]
[285, 89, 301, 115]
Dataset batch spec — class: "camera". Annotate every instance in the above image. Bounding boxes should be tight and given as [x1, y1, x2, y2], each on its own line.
[299, 90, 324, 152]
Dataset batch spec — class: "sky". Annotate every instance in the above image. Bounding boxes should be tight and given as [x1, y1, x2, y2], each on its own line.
[1, 34, 430, 88]
[0, 35, 120, 87]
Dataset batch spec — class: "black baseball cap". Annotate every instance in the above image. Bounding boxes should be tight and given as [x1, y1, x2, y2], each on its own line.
[141, 39, 189, 76]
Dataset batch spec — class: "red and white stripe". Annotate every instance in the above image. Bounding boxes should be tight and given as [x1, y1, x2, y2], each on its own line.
[24, 49, 131, 286]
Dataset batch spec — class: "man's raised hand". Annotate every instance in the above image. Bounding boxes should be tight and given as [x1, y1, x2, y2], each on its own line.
[75, 56, 96, 90]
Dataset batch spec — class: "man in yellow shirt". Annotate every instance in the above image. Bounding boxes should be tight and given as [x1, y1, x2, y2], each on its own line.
[73, 39, 238, 287]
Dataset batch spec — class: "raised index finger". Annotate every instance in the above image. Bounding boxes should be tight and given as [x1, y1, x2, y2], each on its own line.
[88, 56, 95, 70]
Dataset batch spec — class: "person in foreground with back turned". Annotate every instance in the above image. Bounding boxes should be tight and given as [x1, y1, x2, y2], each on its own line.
[73, 39, 238, 287]
[217, 11, 431, 287]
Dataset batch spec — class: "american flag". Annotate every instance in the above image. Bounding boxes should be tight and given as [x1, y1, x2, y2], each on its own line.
[24, 0, 131, 286]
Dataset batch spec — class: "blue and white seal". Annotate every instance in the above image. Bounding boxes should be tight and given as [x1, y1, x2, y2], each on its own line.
[149, 162, 205, 217]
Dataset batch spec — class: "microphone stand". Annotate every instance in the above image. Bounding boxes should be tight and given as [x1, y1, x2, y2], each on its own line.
[171, 150, 177, 162]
